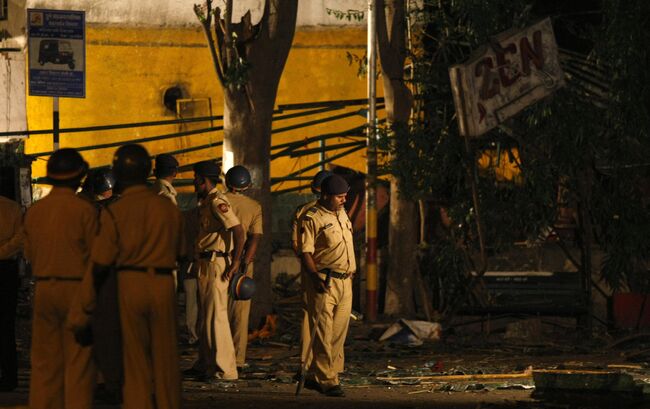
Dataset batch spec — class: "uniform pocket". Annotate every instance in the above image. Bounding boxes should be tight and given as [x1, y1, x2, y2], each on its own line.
[323, 225, 342, 246]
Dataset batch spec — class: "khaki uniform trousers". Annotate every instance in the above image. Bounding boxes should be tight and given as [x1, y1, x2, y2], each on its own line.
[118, 272, 180, 409]
[299, 267, 312, 368]
[30, 281, 95, 409]
[227, 262, 254, 367]
[305, 273, 352, 389]
[196, 257, 238, 379]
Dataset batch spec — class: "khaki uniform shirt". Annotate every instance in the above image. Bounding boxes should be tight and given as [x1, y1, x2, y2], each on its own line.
[152, 178, 178, 206]
[301, 204, 356, 274]
[291, 200, 316, 254]
[195, 187, 241, 254]
[91, 185, 184, 268]
[0, 195, 23, 259]
[24, 188, 98, 278]
[224, 192, 263, 236]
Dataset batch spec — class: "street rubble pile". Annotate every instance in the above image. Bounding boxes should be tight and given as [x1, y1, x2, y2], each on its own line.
[11, 273, 650, 405]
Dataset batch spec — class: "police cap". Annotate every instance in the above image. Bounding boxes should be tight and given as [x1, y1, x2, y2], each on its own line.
[193, 160, 221, 179]
[311, 170, 333, 194]
[320, 174, 350, 195]
[46, 148, 88, 185]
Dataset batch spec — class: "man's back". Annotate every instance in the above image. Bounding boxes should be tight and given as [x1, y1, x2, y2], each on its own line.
[24, 188, 97, 278]
[92, 185, 182, 268]
[224, 192, 263, 236]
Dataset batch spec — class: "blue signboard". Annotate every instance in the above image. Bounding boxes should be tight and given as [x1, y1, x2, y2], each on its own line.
[27, 9, 85, 98]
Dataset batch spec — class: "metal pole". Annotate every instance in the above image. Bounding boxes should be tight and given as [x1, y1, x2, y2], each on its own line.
[320, 139, 326, 171]
[365, 0, 378, 322]
[53, 97, 60, 150]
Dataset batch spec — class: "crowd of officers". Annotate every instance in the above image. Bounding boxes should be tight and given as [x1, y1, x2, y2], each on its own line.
[0, 142, 357, 408]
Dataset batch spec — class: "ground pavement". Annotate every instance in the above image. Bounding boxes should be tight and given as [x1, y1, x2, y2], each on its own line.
[2, 318, 650, 409]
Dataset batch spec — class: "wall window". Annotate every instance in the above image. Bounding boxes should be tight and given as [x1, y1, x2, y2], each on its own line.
[0, 0, 7, 21]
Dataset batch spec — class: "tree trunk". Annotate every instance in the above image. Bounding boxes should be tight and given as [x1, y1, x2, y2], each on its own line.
[196, 0, 298, 326]
[223, 90, 276, 327]
[376, 0, 417, 316]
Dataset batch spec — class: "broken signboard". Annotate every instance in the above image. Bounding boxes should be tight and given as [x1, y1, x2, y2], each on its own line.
[449, 17, 565, 138]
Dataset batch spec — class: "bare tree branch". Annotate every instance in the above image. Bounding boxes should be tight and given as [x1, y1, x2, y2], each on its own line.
[195, 1, 225, 85]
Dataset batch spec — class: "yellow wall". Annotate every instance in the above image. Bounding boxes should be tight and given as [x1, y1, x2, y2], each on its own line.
[478, 148, 522, 183]
[25, 25, 381, 190]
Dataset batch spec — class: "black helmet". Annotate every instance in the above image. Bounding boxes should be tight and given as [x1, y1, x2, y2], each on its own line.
[311, 170, 333, 194]
[225, 165, 252, 191]
[112, 144, 151, 186]
[229, 273, 256, 301]
[193, 160, 221, 179]
[154, 154, 179, 178]
[91, 168, 115, 194]
[46, 148, 88, 186]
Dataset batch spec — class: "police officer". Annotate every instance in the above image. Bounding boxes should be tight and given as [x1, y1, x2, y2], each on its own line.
[290, 170, 332, 373]
[291, 170, 333, 254]
[300, 174, 355, 397]
[224, 165, 263, 369]
[152, 153, 179, 205]
[0, 194, 23, 392]
[23, 148, 97, 409]
[85, 144, 184, 409]
[189, 160, 245, 381]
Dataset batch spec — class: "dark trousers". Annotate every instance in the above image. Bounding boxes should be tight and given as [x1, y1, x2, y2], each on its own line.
[92, 269, 123, 398]
[0, 260, 19, 386]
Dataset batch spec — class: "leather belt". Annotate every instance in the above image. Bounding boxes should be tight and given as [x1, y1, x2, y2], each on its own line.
[117, 265, 175, 275]
[198, 251, 229, 260]
[329, 271, 350, 280]
[34, 276, 82, 281]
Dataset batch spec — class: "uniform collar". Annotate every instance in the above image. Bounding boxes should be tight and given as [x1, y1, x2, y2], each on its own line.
[316, 202, 339, 216]
[158, 178, 177, 195]
[208, 186, 222, 196]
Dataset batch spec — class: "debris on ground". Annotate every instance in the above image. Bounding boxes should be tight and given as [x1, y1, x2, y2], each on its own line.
[378, 319, 442, 346]
[606, 331, 650, 362]
[248, 314, 278, 342]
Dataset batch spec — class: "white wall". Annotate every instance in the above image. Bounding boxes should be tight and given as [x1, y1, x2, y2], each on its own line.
[0, 52, 27, 141]
[0, 1, 27, 141]
[25, 0, 368, 27]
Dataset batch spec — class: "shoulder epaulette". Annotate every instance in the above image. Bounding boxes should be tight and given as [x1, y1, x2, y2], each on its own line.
[303, 206, 319, 219]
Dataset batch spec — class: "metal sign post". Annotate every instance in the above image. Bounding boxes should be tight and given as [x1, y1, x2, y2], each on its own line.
[365, 0, 378, 322]
[52, 97, 59, 150]
[27, 9, 86, 150]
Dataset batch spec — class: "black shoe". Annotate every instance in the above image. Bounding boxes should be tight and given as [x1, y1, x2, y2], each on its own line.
[304, 378, 321, 392]
[182, 367, 204, 379]
[323, 385, 345, 397]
